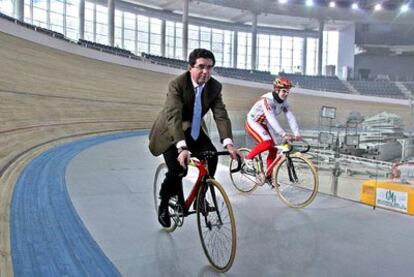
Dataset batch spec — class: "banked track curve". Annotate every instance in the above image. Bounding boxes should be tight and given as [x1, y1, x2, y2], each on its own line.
[11, 131, 143, 276]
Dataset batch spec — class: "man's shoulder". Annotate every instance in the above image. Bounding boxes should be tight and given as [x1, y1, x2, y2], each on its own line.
[207, 76, 222, 91]
[171, 71, 190, 85]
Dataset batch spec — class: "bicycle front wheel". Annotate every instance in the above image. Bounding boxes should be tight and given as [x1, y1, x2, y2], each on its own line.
[229, 148, 257, 193]
[153, 163, 178, 232]
[196, 179, 237, 272]
[273, 154, 319, 209]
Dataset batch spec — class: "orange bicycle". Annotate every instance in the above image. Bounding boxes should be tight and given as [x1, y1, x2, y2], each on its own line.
[153, 151, 241, 272]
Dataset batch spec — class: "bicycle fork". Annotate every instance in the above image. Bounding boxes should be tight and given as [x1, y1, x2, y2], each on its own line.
[200, 180, 222, 230]
[286, 156, 298, 183]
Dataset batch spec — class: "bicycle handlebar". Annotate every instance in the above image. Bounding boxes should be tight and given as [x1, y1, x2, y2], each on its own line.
[192, 150, 242, 173]
[281, 140, 310, 154]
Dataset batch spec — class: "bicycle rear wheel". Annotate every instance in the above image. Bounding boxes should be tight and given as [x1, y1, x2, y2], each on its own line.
[229, 148, 257, 193]
[153, 163, 178, 232]
[273, 154, 319, 209]
[196, 179, 237, 272]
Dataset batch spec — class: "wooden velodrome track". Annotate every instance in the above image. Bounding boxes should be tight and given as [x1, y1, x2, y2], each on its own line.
[0, 27, 412, 275]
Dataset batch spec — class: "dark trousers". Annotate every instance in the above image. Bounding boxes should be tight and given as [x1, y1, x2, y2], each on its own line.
[159, 128, 217, 203]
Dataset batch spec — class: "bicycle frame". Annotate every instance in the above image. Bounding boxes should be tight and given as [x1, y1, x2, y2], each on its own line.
[183, 159, 209, 212]
[257, 143, 304, 182]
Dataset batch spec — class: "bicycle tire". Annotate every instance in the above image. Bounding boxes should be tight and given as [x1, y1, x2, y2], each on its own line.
[229, 148, 258, 193]
[153, 163, 178, 232]
[196, 179, 237, 272]
[272, 154, 319, 208]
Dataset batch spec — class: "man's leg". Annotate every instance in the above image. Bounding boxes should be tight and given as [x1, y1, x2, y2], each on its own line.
[186, 129, 218, 176]
[158, 145, 186, 227]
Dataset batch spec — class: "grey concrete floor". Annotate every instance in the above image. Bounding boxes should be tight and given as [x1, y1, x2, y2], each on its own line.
[66, 135, 414, 277]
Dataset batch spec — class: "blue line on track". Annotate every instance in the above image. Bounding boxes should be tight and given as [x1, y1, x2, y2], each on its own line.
[11, 131, 146, 276]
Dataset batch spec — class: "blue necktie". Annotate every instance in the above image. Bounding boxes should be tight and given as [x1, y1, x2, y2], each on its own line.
[191, 86, 202, 140]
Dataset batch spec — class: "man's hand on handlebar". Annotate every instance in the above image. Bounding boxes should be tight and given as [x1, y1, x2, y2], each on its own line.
[177, 149, 190, 169]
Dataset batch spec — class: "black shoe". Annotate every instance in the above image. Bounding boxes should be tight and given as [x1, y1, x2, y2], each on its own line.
[265, 176, 275, 188]
[158, 200, 171, 228]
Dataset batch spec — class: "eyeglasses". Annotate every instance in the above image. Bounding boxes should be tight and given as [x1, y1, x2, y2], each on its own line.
[279, 89, 291, 94]
[192, 64, 214, 71]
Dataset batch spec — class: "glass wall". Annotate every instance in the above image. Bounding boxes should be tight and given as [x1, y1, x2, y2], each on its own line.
[323, 30, 339, 75]
[21, 0, 79, 39]
[2, 0, 341, 75]
[0, 0, 14, 16]
[306, 38, 318, 75]
[237, 32, 252, 69]
[165, 20, 182, 60]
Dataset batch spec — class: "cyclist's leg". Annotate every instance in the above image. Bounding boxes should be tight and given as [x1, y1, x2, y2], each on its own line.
[266, 148, 277, 172]
[186, 129, 218, 177]
[245, 119, 273, 159]
[265, 129, 279, 178]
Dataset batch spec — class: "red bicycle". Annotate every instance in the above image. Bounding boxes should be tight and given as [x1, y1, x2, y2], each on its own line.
[230, 140, 319, 208]
[153, 151, 241, 272]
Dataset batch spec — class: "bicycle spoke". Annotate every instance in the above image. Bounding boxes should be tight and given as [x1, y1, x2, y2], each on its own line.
[274, 156, 318, 208]
[153, 163, 178, 232]
[229, 148, 257, 193]
[197, 180, 236, 272]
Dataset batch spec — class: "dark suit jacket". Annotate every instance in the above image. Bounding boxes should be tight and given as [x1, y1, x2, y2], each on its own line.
[149, 71, 233, 156]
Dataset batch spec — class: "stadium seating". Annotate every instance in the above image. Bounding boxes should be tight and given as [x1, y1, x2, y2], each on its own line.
[279, 73, 352, 94]
[348, 80, 406, 99]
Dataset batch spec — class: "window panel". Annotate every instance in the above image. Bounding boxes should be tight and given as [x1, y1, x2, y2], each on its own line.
[66, 29, 78, 40]
[96, 34, 107, 44]
[96, 23, 107, 35]
[137, 16, 149, 31]
[124, 12, 135, 29]
[66, 16, 78, 30]
[50, 12, 64, 30]
[151, 18, 161, 33]
[138, 31, 148, 43]
[33, 7, 47, 26]
[150, 44, 161, 55]
[0, 0, 14, 16]
[50, 0, 63, 13]
[124, 39, 135, 52]
[33, 0, 47, 9]
[96, 5, 107, 24]
[200, 41, 210, 49]
[151, 33, 161, 43]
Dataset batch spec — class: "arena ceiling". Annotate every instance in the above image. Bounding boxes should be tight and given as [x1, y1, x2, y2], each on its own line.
[124, 0, 414, 31]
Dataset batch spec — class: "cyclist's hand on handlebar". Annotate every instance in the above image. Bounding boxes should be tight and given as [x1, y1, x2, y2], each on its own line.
[282, 133, 294, 142]
[294, 134, 303, 141]
[177, 150, 190, 169]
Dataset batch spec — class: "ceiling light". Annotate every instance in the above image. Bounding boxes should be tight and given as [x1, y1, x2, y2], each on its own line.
[305, 0, 313, 7]
[374, 4, 382, 11]
[278, 0, 288, 4]
[351, 3, 358, 10]
[400, 4, 409, 13]
[329, 1, 336, 8]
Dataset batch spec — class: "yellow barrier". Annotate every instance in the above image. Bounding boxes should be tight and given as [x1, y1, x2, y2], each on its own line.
[360, 180, 414, 215]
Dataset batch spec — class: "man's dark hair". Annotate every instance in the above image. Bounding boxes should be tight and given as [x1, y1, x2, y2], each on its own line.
[188, 48, 215, 67]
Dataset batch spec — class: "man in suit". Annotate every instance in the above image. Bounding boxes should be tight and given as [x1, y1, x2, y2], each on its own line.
[149, 48, 239, 228]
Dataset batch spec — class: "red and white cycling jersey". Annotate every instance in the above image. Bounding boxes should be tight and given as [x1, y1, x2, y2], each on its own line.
[247, 92, 299, 139]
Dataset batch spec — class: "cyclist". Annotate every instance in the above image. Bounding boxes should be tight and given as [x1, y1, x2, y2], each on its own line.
[149, 49, 240, 228]
[244, 76, 302, 183]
